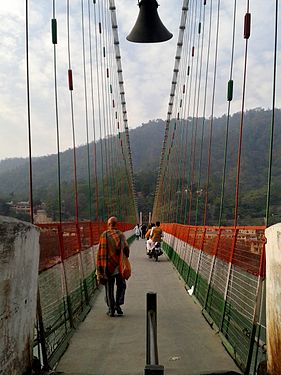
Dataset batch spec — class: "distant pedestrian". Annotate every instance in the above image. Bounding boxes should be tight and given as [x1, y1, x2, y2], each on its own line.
[96, 216, 130, 317]
[141, 224, 147, 239]
[134, 223, 141, 240]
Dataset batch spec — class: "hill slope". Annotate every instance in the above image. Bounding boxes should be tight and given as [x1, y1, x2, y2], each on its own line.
[1, 108, 281, 224]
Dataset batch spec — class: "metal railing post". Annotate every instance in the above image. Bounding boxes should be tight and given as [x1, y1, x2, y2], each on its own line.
[144, 292, 164, 375]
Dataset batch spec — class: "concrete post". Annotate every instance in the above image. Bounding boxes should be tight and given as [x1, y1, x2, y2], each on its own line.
[0, 216, 40, 375]
[265, 223, 281, 375]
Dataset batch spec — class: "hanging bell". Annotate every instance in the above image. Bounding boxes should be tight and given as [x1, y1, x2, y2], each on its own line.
[126, 0, 173, 43]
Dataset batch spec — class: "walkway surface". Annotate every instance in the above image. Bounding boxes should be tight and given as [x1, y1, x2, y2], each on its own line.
[55, 238, 240, 375]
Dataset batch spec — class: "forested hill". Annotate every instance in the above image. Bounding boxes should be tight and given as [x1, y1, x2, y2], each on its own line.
[0, 108, 281, 224]
[0, 118, 165, 197]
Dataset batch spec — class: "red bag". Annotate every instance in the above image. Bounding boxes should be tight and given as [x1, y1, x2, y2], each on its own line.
[120, 253, 131, 280]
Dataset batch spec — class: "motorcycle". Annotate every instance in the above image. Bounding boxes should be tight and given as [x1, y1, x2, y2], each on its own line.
[148, 241, 163, 262]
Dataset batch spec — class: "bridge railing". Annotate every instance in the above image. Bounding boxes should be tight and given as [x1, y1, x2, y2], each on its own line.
[34, 221, 134, 369]
[145, 292, 164, 375]
[161, 223, 266, 375]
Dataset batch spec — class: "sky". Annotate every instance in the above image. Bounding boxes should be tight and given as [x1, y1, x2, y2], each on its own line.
[0, 0, 280, 160]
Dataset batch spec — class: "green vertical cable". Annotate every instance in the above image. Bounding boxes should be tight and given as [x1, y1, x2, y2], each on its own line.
[51, 10, 62, 222]
[218, 0, 237, 227]
[99, 1, 110, 219]
[81, 0, 92, 221]
[93, 1, 105, 220]
[87, 0, 99, 222]
[182, 0, 197, 224]
[196, 0, 213, 225]
[103, 3, 113, 215]
[186, 0, 199, 225]
[194, 1, 207, 225]
[178, 3, 193, 223]
[188, 0, 203, 225]
[265, 0, 278, 227]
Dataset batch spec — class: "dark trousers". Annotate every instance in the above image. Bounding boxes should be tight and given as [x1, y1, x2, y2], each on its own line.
[105, 273, 126, 312]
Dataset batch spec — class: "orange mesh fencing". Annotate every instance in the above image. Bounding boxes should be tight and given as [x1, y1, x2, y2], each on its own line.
[162, 223, 266, 276]
[37, 221, 134, 272]
[38, 224, 61, 272]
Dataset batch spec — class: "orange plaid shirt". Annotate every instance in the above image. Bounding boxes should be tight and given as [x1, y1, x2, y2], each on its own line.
[96, 229, 129, 279]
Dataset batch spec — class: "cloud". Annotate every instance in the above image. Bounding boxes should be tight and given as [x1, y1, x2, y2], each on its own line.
[0, 0, 280, 160]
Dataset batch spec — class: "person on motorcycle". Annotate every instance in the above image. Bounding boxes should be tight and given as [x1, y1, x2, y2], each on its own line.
[150, 221, 163, 243]
[148, 221, 164, 260]
[145, 223, 155, 255]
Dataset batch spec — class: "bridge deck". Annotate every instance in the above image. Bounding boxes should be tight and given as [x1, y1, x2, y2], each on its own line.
[55, 238, 240, 375]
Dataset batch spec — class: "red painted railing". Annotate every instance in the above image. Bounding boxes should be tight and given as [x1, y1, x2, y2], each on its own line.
[162, 223, 266, 277]
[38, 221, 134, 272]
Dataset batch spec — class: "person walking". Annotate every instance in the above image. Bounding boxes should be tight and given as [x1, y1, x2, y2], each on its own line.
[141, 223, 147, 239]
[96, 216, 130, 317]
[134, 223, 141, 240]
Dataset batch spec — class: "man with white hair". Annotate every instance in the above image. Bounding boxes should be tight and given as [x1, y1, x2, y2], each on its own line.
[96, 216, 130, 317]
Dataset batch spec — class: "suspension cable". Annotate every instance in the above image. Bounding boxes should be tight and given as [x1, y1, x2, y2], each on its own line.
[218, 0, 237, 226]
[25, 0, 34, 224]
[203, 0, 221, 226]
[194, 0, 207, 225]
[81, 0, 93, 221]
[51, 0, 62, 223]
[265, 0, 279, 227]
[66, 0, 80, 223]
[234, 0, 251, 227]
[88, 0, 99, 222]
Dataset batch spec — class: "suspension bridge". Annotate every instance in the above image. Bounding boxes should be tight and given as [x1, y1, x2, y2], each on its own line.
[1, 1, 281, 375]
